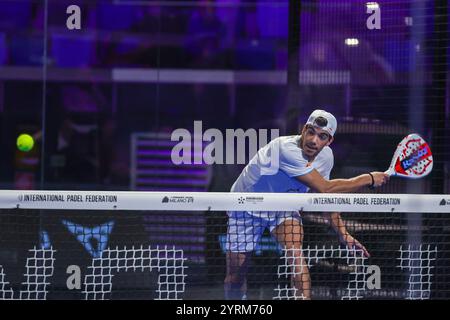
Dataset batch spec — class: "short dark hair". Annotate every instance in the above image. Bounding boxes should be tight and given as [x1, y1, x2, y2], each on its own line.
[313, 116, 328, 128]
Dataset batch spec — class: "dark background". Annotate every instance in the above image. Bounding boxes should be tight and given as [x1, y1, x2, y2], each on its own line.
[0, 0, 448, 299]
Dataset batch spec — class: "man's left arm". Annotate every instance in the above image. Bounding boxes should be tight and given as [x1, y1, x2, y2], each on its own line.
[323, 151, 369, 257]
[328, 212, 370, 257]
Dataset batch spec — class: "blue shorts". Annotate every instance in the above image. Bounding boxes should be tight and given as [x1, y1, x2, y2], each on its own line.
[225, 211, 302, 253]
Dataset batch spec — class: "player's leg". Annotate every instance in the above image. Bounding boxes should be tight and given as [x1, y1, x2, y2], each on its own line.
[224, 251, 250, 299]
[271, 213, 311, 299]
[224, 211, 264, 300]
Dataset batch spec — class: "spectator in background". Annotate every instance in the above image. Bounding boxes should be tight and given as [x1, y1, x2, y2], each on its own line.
[46, 85, 113, 189]
[131, 5, 161, 33]
[0, 1, 32, 30]
[186, 0, 227, 68]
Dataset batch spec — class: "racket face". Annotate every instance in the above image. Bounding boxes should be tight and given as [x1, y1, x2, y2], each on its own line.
[389, 134, 433, 179]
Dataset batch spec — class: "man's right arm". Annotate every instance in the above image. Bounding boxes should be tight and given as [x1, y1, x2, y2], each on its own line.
[296, 169, 389, 193]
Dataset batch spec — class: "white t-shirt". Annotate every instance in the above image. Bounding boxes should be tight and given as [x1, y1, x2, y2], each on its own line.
[231, 135, 333, 194]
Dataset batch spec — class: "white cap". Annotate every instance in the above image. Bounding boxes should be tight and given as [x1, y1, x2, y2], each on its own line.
[306, 109, 337, 137]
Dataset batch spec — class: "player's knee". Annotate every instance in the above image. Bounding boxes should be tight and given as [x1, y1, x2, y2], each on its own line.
[225, 273, 245, 285]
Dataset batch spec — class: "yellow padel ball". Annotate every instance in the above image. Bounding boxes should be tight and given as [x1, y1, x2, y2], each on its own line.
[17, 133, 35, 152]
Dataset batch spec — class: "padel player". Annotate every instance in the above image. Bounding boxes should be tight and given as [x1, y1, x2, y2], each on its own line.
[225, 109, 390, 300]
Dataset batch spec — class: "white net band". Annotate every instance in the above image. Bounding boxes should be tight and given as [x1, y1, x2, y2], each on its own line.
[0, 190, 449, 213]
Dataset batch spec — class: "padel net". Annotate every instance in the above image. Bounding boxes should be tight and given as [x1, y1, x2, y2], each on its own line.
[0, 190, 449, 300]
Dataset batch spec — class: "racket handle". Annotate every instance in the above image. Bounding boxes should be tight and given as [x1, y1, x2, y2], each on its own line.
[385, 168, 395, 177]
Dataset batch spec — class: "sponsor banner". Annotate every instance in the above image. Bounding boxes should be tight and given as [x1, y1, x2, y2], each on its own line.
[237, 196, 265, 205]
[310, 196, 401, 206]
[6, 191, 122, 211]
[0, 191, 449, 213]
[162, 196, 194, 204]
[18, 193, 118, 203]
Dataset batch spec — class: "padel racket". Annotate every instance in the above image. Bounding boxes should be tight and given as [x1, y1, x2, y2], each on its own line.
[385, 133, 433, 179]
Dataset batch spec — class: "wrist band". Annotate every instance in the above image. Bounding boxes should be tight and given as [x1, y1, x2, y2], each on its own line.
[368, 172, 375, 188]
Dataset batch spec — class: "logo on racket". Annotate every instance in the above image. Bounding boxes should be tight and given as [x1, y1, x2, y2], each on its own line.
[398, 141, 431, 174]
